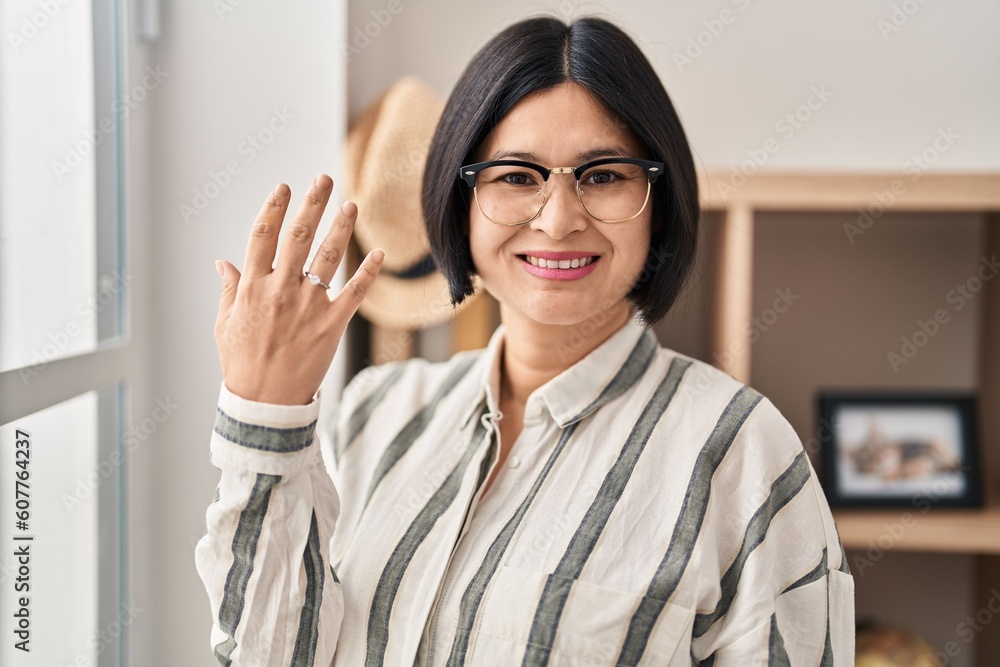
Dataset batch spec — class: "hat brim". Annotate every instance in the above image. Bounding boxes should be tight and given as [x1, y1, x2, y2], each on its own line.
[347, 240, 482, 330]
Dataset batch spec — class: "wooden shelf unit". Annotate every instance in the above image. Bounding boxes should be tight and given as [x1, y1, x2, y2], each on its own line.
[699, 171, 1000, 665]
[833, 507, 1000, 556]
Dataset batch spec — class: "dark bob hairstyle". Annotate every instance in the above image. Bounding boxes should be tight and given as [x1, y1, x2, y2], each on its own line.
[422, 16, 699, 327]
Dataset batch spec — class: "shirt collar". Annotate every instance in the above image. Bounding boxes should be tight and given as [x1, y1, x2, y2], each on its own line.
[460, 314, 658, 430]
[460, 325, 506, 429]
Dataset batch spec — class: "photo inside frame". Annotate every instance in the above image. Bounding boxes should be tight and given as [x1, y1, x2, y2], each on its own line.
[832, 404, 966, 499]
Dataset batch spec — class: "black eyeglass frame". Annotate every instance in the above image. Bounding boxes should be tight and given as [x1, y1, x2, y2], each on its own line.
[458, 157, 666, 225]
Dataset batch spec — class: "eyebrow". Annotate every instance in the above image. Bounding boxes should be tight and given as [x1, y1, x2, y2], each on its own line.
[486, 146, 633, 163]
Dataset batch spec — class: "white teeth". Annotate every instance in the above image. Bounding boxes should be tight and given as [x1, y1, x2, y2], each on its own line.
[524, 255, 596, 269]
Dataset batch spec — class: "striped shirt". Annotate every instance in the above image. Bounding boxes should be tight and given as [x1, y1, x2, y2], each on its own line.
[196, 316, 855, 666]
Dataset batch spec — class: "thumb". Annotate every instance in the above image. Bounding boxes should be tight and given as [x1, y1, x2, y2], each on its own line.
[215, 259, 242, 322]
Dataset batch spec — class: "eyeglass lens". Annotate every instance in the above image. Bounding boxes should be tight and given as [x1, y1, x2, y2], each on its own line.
[474, 161, 651, 224]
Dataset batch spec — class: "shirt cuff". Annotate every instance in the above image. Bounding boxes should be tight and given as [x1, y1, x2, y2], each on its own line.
[210, 381, 322, 476]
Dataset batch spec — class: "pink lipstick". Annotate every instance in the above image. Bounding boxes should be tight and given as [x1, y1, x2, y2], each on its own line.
[517, 252, 600, 281]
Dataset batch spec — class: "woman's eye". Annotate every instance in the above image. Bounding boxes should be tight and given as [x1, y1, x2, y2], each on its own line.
[502, 172, 535, 186]
[585, 170, 618, 186]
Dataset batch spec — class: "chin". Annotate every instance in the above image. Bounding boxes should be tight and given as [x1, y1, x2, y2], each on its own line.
[508, 293, 621, 328]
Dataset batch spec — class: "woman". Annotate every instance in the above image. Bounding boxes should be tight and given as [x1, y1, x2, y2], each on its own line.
[197, 16, 854, 667]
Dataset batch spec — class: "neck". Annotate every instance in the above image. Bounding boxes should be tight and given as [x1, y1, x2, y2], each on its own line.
[498, 301, 633, 407]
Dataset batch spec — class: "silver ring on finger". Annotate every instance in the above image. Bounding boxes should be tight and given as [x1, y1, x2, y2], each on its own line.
[303, 271, 332, 290]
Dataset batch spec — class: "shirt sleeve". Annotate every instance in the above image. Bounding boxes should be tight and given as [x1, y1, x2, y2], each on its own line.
[710, 523, 855, 666]
[194, 382, 345, 667]
[696, 398, 856, 666]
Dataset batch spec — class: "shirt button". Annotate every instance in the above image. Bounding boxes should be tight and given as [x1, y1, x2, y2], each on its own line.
[508, 456, 521, 469]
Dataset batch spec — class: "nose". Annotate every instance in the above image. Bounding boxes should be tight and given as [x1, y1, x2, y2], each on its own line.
[528, 175, 589, 239]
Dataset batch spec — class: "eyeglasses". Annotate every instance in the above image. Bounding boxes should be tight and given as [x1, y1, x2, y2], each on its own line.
[458, 157, 665, 226]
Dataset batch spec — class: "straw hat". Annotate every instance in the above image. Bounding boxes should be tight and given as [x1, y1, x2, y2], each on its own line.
[345, 77, 481, 331]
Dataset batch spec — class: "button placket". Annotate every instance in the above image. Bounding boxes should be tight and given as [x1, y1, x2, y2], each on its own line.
[424, 413, 498, 665]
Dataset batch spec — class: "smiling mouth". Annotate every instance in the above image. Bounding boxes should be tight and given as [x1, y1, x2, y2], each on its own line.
[518, 255, 600, 269]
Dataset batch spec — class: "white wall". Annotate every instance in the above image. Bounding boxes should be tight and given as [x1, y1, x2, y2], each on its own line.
[128, 2, 347, 665]
[346, 0, 1000, 171]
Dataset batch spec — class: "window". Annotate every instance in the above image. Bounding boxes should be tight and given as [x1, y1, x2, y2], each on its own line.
[0, 1, 130, 664]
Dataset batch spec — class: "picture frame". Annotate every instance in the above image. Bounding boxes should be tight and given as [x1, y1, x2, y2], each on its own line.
[817, 391, 982, 509]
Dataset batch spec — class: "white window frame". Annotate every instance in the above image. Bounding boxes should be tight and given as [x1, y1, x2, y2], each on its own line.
[0, 1, 130, 664]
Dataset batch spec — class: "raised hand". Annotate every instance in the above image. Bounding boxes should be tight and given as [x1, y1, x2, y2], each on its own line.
[213, 174, 384, 405]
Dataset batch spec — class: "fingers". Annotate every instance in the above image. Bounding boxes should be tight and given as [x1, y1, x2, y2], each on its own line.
[330, 248, 384, 324]
[307, 200, 358, 285]
[243, 183, 291, 278]
[275, 174, 334, 279]
[214, 259, 242, 334]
